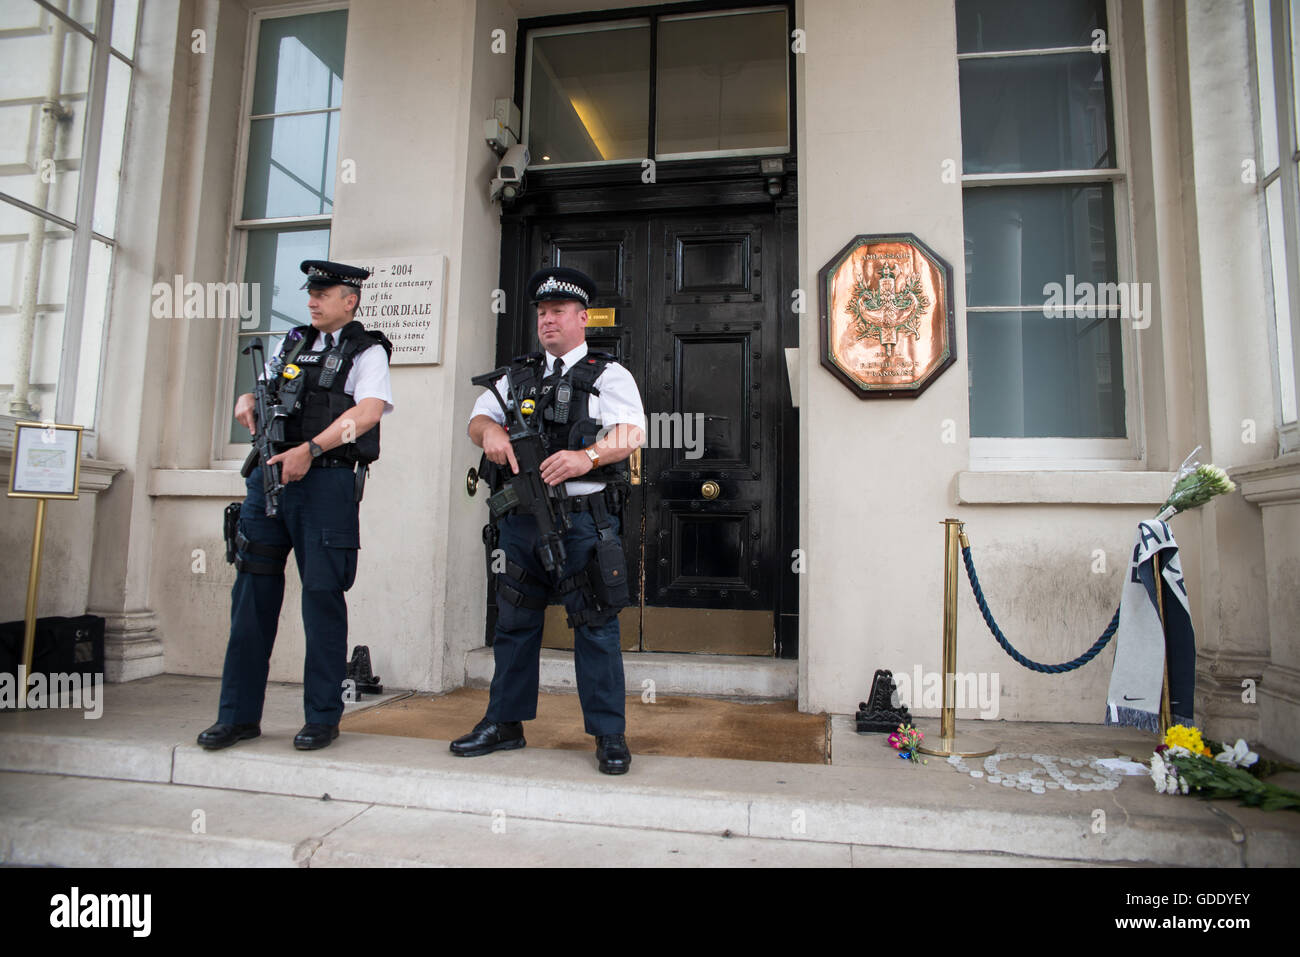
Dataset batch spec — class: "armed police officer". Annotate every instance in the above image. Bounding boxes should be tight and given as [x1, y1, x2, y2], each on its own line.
[455, 266, 645, 774]
[198, 260, 394, 752]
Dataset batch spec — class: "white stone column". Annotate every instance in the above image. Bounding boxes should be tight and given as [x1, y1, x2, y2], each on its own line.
[1179, 0, 1278, 742]
[84, 1, 187, 681]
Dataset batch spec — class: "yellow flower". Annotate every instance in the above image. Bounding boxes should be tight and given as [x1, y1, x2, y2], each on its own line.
[1164, 724, 1212, 757]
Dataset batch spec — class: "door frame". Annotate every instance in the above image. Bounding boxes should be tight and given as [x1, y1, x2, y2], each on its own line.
[490, 156, 800, 658]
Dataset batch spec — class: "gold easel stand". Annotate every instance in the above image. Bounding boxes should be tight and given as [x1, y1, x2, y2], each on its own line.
[918, 519, 997, 758]
[1155, 564, 1173, 737]
[17, 499, 48, 708]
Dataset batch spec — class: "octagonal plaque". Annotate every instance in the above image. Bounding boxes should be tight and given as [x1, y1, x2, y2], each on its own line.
[818, 233, 956, 398]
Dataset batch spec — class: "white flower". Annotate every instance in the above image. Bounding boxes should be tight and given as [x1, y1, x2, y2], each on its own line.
[1150, 752, 1170, 794]
[1150, 751, 1188, 796]
[1214, 739, 1258, 768]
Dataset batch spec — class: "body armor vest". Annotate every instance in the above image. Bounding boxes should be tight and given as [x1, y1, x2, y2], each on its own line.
[506, 350, 629, 486]
[273, 320, 393, 464]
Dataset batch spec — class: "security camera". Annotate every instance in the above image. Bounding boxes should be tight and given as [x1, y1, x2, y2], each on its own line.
[489, 144, 530, 204]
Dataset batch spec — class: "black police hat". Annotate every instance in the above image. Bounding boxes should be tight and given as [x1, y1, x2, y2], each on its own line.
[526, 266, 596, 307]
[300, 259, 372, 291]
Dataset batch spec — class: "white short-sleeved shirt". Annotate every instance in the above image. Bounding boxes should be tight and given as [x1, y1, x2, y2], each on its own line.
[267, 329, 394, 415]
[469, 341, 645, 495]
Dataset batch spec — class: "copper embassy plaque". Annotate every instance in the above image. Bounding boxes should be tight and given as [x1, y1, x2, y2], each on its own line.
[818, 234, 955, 398]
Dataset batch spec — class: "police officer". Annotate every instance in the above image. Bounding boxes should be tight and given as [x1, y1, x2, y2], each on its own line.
[455, 266, 645, 774]
[198, 260, 394, 751]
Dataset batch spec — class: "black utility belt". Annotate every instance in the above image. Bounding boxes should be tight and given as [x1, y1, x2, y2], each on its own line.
[312, 456, 357, 469]
[556, 488, 610, 512]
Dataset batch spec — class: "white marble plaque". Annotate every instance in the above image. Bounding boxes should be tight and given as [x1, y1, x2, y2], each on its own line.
[350, 255, 446, 365]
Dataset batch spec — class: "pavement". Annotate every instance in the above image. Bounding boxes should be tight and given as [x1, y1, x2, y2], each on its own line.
[0, 675, 1297, 868]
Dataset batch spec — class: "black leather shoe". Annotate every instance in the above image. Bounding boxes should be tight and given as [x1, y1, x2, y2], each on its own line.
[595, 733, 631, 774]
[449, 719, 525, 757]
[293, 723, 340, 750]
[197, 722, 260, 750]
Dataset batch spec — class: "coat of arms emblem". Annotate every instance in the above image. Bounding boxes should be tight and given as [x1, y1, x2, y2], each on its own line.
[818, 234, 956, 398]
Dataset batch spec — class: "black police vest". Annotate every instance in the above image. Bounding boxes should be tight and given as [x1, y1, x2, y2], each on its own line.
[508, 351, 629, 485]
[274, 321, 393, 464]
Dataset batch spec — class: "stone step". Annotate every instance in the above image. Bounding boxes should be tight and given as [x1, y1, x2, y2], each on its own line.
[1, 676, 1294, 867]
[144, 733, 1247, 865]
[463, 648, 797, 699]
[0, 772, 1109, 868]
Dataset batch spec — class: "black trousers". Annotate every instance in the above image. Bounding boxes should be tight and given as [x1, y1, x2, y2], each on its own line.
[218, 467, 359, 726]
[485, 511, 626, 735]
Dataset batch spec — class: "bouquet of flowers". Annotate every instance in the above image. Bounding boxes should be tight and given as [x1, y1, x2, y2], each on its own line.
[888, 724, 927, 765]
[1149, 724, 1300, 811]
[1155, 447, 1236, 521]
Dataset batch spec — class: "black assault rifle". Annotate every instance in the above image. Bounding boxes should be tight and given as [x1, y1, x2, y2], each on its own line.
[472, 364, 571, 575]
[239, 338, 286, 517]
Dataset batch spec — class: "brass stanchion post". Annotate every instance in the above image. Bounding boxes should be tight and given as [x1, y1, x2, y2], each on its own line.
[919, 519, 996, 758]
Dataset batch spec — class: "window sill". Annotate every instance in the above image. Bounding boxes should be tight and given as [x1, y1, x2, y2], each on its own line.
[1231, 452, 1300, 506]
[955, 470, 1176, 505]
[147, 468, 245, 498]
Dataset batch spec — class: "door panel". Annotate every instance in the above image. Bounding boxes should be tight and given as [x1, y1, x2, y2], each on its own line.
[524, 211, 781, 655]
[644, 214, 777, 653]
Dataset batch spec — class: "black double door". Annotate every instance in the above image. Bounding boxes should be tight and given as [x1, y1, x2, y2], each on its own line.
[521, 209, 790, 655]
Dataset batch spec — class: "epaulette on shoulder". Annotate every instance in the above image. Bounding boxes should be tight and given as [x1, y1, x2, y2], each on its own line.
[584, 350, 617, 363]
[345, 321, 393, 359]
[512, 351, 545, 366]
[365, 327, 394, 359]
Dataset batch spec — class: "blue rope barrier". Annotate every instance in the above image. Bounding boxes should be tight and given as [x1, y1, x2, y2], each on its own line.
[961, 545, 1118, 674]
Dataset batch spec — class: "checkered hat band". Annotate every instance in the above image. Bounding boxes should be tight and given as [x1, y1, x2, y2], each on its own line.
[309, 267, 360, 285]
[537, 277, 589, 303]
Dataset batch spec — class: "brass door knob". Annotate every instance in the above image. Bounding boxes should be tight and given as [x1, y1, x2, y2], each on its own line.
[701, 480, 720, 500]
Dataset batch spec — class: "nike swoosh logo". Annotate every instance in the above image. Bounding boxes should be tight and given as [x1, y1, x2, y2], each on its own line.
[1123, 696, 1144, 701]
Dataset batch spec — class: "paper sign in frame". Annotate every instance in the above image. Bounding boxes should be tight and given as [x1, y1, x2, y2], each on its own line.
[8, 422, 83, 500]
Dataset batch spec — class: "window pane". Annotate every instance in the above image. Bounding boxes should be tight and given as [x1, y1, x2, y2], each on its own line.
[230, 227, 330, 443]
[1292, 0, 1300, 154]
[656, 10, 788, 156]
[0, 16, 93, 223]
[1255, 0, 1281, 173]
[956, 0, 1104, 54]
[960, 52, 1113, 173]
[111, 0, 140, 58]
[251, 10, 347, 116]
[242, 113, 338, 219]
[92, 54, 130, 237]
[527, 25, 650, 166]
[0, 202, 74, 419]
[66, 0, 97, 31]
[1265, 179, 1298, 423]
[963, 184, 1118, 307]
[73, 238, 112, 428]
[968, 308, 1126, 437]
